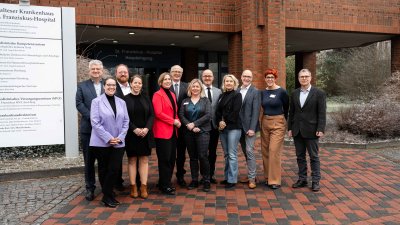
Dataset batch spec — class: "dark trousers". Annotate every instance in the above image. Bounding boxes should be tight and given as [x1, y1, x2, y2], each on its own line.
[91, 146, 124, 201]
[208, 127, 219, 177]
[293, 134, 321, 182]
[175, 127, 187, 178]
[155, 135, 177, 188]
[115, 156, 125, 188]
[80, 133, 96, 192]
[185, 131, 210, 182]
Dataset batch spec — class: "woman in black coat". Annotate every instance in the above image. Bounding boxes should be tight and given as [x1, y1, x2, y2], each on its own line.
[179, 79, 212, 192]
[124, 75, 154, 199]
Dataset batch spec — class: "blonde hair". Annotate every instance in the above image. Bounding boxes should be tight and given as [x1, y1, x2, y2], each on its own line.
[187, 79, 205, 97]
[221, 74, 239, 92]
[157, 72, 171, 86]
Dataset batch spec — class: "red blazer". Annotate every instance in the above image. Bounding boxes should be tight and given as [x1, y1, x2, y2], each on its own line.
[152, 88, 180, 139]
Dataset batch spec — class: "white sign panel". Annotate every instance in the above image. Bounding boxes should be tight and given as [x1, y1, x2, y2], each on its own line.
[0, 3, 64, 147]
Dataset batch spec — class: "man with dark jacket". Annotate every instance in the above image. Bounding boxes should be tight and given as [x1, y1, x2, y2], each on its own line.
[288, 68, 326, 192]
[76, 59, 104, 201]
[169, 65, 189, 187]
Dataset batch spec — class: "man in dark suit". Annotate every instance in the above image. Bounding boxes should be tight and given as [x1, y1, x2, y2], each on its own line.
[169, 65, 189, 187]
[201, 69, 221, 184]
[238, 70, 261, 189]
[288, 68, 326, 192]
[113, 64, 131, 191]
[76, 59, 104, 201]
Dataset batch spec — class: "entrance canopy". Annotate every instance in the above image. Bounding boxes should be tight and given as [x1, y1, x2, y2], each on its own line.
[286, 28, 395, 55]
[76, 25, 229, 52]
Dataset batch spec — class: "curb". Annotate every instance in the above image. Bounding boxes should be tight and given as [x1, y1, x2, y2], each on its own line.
[0, 166, 84, 182]
[284, 140, 400, 149]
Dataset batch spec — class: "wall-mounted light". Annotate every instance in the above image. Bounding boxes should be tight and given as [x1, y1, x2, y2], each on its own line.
[112, 40, 118, 44]
[19, 0, 30, 6]
[193, 35, 200, 39]
[170, 43, 176, 46]
[95, 25, 100, 29]
[128, 32, 135, 35]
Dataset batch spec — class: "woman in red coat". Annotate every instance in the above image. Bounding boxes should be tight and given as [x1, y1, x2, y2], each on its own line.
[152, 72, 181, 195]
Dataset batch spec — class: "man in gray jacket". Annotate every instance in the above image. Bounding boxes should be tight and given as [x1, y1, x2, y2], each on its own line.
[238, 70, 261, 189]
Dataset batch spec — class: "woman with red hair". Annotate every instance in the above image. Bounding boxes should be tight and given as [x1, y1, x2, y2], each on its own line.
[260, 69, 289, 189]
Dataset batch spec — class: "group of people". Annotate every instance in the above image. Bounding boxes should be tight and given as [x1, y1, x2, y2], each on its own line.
[76, 59, 326, 208]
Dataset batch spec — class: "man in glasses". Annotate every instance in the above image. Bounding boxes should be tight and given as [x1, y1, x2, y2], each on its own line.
[288, 68, 326, 192]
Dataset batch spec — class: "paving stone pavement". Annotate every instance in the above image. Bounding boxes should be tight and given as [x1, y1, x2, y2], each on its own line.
[0, 175, 84, 225]
[2, 142, 400, 225]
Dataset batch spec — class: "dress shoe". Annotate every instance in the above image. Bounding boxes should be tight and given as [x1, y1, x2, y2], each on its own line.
[311, 182, 320, 192]
[101, 199, 117, 208]
[248, 179, 257, 189]
[85, 190, 95, 201]
[270, 184, 281, 189]
[160, 187, 176, 195]
[203, 182, 211, 192]
[292, 180, 308, 188]
[177, 177, 187, 187]
[239, 177, 249, 183]
[225, 182, 236, 189]
[220, 180, 228, 185]
[210, 177, 217, 184]
[111, 198, 120, 205]
[187, 181, 199, 190]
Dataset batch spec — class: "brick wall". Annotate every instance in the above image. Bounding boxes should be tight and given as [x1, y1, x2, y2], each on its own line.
[228, 33, 242, 78]
[286, 0, 400, 34]
[25, 0, 237, 32]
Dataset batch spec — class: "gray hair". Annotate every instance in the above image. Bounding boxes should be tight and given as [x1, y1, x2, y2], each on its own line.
[170, 65, 183, 72]
[298, 68, 311, 76]
[89, 59, 103, 69]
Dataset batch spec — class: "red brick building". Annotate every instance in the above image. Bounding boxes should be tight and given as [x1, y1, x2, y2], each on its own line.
[6, 0, 400, 89]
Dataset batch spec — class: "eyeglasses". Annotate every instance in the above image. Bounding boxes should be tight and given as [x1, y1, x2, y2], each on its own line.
[299, 76, 311, 79]
[106, 84, 116, 87]
[265, 76, 275, 80]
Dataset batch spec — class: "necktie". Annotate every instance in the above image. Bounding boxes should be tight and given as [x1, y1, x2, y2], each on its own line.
[207, 87, 212, 103]
[174, 83, 179, 99]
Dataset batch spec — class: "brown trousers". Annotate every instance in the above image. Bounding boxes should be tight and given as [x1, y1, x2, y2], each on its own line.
[260, 115, 286, 185]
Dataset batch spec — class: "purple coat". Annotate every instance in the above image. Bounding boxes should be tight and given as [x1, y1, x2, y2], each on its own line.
[89, 94, 129, 148]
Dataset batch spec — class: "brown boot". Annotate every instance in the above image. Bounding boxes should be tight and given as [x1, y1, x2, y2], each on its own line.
[140, 184, 148, 199]
[130, 184, 138, 198]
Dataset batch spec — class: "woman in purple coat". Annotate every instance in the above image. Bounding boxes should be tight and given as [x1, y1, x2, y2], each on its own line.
[90, 77, 129, 208]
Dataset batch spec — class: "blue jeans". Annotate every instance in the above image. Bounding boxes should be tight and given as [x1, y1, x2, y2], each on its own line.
[240, 132, 257, 179]
[220, 129, 241, 183]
